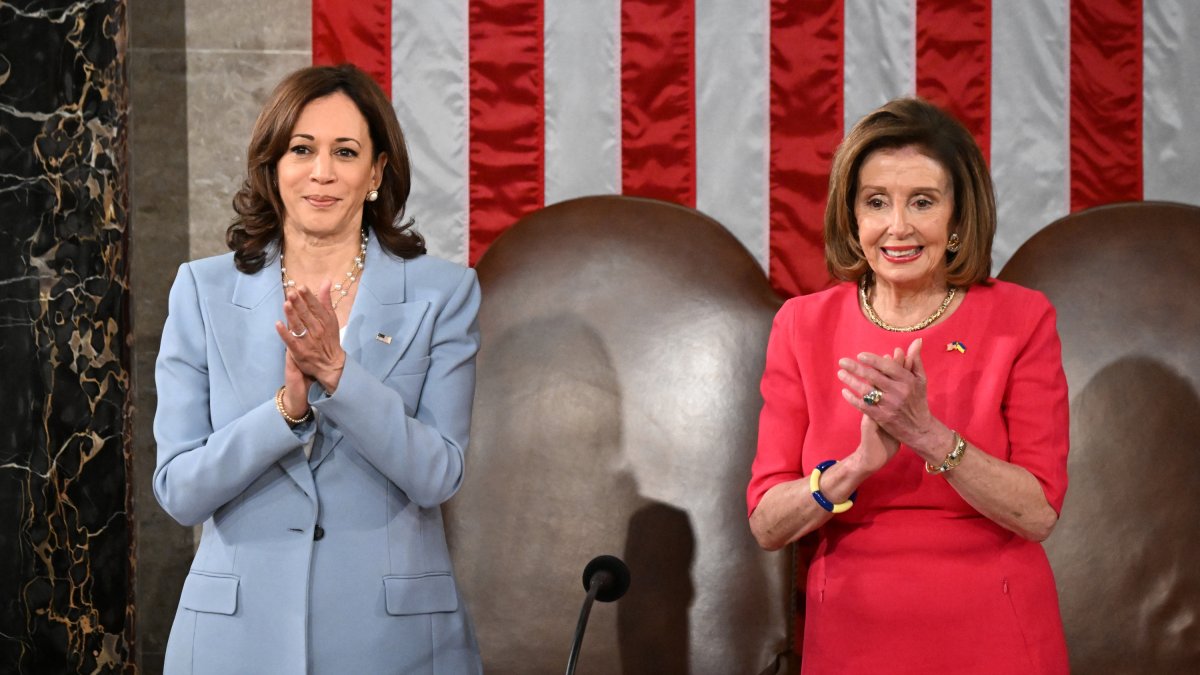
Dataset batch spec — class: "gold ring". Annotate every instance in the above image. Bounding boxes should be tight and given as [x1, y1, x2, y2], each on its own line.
[863, 389, 883, 406]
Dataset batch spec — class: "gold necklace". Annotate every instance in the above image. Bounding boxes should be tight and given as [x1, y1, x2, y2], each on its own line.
[280, 229, 368, 309]
[859, 276, 956, 333]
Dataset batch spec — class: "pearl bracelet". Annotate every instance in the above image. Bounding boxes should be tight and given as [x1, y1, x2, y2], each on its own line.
[275, 386, 312, 426]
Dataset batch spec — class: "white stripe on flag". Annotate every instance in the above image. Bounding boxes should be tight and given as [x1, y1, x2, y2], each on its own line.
[544, 0, 622, 205]
[696, 0, 770, 269]
[369, 2, 1200, 281]
[843, 0, 916, 132]
[1143, 0, 1200, 205]
[392, 0, 470, 265]
[991, 0, 1070, 272]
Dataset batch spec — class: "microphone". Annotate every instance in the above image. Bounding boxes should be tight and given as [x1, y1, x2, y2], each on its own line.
[565, 555, 631, 675]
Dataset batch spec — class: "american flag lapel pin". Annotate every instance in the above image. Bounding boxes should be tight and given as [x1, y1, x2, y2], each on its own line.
[376, 332, 392, 345]
[946, 340, 966, 354]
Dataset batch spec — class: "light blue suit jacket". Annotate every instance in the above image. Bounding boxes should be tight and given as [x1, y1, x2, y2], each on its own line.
[154, 235, 482, 674]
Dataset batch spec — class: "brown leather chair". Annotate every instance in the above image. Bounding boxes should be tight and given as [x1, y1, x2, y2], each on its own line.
[999, 201, 1200, 673]
[444, 195, 794, 674]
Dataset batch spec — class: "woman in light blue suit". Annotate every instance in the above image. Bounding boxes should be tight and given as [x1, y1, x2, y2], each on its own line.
[154, 65, 482, 674]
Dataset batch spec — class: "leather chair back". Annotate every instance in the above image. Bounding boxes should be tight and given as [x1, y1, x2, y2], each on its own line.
[999, 201, 1200, 673]
[444, 195, 793, 674]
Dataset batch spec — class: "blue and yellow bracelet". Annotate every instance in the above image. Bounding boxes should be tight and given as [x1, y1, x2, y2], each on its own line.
[810, 459, 857, 514]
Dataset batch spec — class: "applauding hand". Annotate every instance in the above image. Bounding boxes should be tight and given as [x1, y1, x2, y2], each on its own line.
[275, 281, 347, 395]
[837, 339, 950, 462]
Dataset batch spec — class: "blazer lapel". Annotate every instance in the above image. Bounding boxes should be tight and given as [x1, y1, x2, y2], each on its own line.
[310, 237, 429, 470]
[347, 235, 430, 367]
[208, 256, 317, 500]
[208, 262, 286, 409]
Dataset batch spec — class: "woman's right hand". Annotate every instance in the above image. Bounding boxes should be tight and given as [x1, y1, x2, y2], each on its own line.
[850, 413, 900, 474]
[844, 347, 902, 475]
[280, 349, 312, 421]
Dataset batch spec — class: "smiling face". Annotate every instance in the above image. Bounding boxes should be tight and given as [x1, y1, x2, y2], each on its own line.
[276, 92, 387, 242]
[854, 145, 955, 293]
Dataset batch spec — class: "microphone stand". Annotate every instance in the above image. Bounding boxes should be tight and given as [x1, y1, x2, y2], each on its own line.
[564, 570, 610, 675]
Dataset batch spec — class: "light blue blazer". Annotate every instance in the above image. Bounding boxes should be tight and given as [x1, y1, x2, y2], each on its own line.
[153, 234, 482, 674]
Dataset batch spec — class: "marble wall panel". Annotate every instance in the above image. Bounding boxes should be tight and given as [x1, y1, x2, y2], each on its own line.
[182, 0, 308, 260]
[186, 49, 309, 260]
[128, 0, 185, 51]
[185, 0, 309, 52]
[0, 0, 134, 672]
[127, 0, 192, 671]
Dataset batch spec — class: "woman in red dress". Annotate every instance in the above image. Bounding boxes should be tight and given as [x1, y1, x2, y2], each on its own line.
[747, 98, 1070, 673]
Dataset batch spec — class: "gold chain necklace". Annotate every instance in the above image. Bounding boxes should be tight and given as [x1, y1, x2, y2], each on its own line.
[280, 229, 368, 309]
[859, 276, 956, 333]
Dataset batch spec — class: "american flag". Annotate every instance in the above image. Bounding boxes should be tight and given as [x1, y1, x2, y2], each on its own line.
[312, 0, 1199, 298]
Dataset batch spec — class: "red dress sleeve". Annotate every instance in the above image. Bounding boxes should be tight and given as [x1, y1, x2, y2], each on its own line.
[1003, 295, 1070, 514]
[747, 300, 809, 516]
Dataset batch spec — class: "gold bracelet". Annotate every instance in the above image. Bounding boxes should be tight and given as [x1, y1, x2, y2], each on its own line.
[275, 386, 312, 426]
[925, 431, 967, 475]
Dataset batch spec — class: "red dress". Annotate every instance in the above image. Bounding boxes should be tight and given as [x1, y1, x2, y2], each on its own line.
[748, 280, 1070, 674]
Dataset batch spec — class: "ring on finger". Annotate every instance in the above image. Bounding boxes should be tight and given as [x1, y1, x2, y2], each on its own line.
[863, 389, 883, 406]
[289, 326, 309, 338]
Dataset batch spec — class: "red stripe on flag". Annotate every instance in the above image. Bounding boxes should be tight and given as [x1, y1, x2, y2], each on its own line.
[769, 0, 844, 643]
[620, 0, 696, 207]
[768, 0, 842, 298]
[312, 0, 393, 96]
[1070, 0, 1143, 211]
[467, 0, 545, 265]
[916, 0, 992, 161]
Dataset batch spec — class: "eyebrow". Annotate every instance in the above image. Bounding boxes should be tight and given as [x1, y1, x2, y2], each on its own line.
[290, 133, 363, 147]
[858, 184, 945, 195]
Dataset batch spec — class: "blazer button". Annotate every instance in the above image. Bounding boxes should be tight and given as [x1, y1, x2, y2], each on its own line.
[313, 525, 325, 541]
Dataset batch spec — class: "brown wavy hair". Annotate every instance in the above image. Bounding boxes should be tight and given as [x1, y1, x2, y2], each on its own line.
[824, 97, 995, 287]
[227, 64, 425, 273]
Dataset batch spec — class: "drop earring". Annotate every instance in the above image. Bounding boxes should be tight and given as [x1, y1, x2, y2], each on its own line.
[947, 232, 961, 253]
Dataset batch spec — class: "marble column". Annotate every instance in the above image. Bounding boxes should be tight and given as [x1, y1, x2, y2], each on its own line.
[0, 1, 134, 672]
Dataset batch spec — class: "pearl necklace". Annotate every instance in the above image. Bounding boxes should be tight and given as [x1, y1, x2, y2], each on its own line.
[280, 229, 368, 309]
[859, 276, 956, 333]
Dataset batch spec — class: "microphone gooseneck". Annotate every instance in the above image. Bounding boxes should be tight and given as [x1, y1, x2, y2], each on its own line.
[565, 555, 631, 675]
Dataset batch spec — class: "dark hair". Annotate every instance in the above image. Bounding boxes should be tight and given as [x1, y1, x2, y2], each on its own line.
[824, 97, 995, 286]
[227, 64, 425, 273]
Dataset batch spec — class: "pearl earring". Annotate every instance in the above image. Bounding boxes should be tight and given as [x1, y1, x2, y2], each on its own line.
[366, 189, 379, 202]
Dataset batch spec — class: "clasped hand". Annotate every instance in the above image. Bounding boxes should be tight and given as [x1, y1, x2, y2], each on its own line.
[273, 282, 347, 417]
[837, 338, 948, 469]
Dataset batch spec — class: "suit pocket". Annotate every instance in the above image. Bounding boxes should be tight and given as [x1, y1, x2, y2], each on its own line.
[383, 572, 458, 615]
[180, 571, 240, 615]
[387, 355, 432, 378]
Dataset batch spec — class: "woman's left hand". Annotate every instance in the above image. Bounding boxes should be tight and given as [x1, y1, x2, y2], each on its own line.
[275, 282, 347, 394]
[837, 338, 950, 459]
